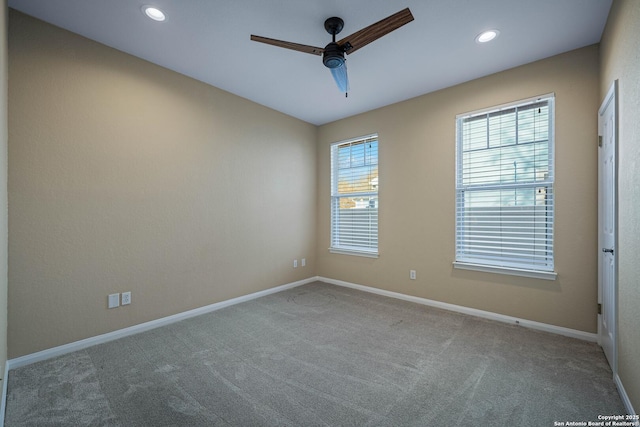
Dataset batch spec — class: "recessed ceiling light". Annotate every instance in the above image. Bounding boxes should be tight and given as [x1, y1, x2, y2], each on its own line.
[143, 6, 166, 22]
[476, 29, 499, 43]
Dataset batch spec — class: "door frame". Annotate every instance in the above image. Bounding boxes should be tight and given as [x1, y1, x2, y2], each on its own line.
[597, 79, 618, 374]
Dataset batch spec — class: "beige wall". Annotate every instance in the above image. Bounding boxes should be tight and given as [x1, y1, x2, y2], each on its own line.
[1, 0, 8, 378]
[8, 11, 317, 358]
[600, 0, 640, 412]
[318, 45, 600, 333]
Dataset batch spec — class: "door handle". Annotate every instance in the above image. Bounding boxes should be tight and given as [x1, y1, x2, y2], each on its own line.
[602, 248, 614, 255]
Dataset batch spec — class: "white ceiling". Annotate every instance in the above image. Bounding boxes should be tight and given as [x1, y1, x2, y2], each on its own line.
[9, 0, 612, 125]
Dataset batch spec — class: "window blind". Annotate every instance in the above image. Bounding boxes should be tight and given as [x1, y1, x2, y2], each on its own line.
[331, 135, 379, 255]
[455, 96, 554, 272]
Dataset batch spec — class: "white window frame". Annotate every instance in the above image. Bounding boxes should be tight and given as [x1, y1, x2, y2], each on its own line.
[454, 94, 557, 280]
[330, 134, 379, 258]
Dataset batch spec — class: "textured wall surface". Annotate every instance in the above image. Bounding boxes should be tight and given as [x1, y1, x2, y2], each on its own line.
[599, 0, 640, 412]
[317, 46, 600, 334]
[8, 11, 317, 358]
[1, 0, 8, 377]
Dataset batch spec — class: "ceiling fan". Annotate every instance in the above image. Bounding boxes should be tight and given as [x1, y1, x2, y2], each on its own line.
[251, 8, 414, 96]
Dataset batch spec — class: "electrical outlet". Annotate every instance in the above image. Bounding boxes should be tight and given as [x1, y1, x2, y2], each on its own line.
[108, 293, 120, 309]
[293, 259, 298, 268]
[301, 258, 306, 267]
[121, 291, 131, 305]
[410, 270, 416, 280]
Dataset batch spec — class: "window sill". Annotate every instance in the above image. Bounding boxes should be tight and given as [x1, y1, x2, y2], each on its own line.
[329, 248, 379, 259]
[453, 261, 557, 281]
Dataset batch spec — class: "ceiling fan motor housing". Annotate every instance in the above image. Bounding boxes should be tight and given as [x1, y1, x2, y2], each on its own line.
[323, 42, 345, 69]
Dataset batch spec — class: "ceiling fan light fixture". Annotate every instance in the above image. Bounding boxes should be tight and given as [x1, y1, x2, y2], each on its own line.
[322, 42, 345, 69]
[476, 29, 499, 43]
[143, 6, 166, 22]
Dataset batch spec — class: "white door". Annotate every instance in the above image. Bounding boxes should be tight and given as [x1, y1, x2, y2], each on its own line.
[598, 80, 617, 372]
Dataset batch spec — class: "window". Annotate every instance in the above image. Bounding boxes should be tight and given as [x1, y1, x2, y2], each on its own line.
[330, 135, 379, 257]
[455, 95, 556, 279]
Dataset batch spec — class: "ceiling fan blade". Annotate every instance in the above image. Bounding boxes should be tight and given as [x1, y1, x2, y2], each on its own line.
[338, 8, 414, 55]
[330, 62, 349, 94]
[250, 35, 324, 56]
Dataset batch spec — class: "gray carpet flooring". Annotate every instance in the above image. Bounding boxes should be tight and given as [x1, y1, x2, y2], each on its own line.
[4, 281, 625, 426]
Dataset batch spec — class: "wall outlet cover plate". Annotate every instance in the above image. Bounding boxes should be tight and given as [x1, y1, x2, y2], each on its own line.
[108, 293, 120, 309]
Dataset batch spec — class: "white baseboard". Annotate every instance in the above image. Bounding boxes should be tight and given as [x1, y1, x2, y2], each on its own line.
[1, 276, 317, 426]
[319, 276, 598, 342]
[320, 277, 640, 415]
[5, 277, 318, 372]
[3, 275, 598, 372]
[4, 275, 624, 427]
[615, 373, 637, 416]
[1, 277, 321, 426]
